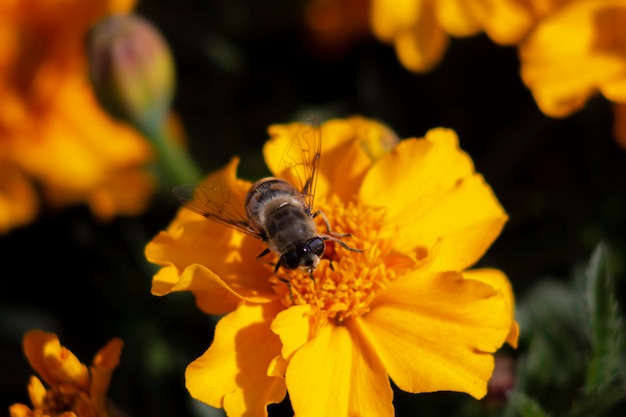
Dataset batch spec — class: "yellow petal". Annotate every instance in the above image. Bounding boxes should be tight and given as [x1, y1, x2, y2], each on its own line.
[360, 128, 473, 219]
[360, 128, 506, 270]
[315, 118, 396, 201]
[359, 270, 512, 399]
[520, 0, 626, 117]
[285, 322, 393, 417]
[463, 268, 519, 348]
[265, 117, 385, 202]
[186, 302, 286, 417]
[271, 304, 316, 360]
[370, 0, 424, 41]
[407, 173, 507, 270]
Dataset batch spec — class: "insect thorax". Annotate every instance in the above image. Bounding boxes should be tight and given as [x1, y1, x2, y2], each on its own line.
[245, 178, 317, 254]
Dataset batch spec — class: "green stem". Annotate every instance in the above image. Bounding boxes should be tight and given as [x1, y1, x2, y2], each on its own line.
[142, 121, 202, 187]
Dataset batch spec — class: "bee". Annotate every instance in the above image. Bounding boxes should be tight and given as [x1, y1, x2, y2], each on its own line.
[173, 117, 361, 286]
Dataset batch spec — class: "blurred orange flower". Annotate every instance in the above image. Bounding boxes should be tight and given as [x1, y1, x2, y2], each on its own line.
[305, 0, 570, 72]
[519, 0, 626, 117]
[0, 0, 155, 233]
[146, 116, 519, 417]
[9, 330, 124, 417]
[304, 0, 371, 56]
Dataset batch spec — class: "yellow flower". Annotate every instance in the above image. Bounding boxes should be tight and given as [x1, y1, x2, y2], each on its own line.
[519, 0, 626, 117]
[146, 116, 519, 417]
[0, 0, 155, 233]
[9, 330, 123, 417]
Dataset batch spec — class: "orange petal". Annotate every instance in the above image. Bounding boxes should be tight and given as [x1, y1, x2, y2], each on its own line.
[285, 322, 393, 417]
[90, 338, 124, 416]
[146, 158, 278, 313]
[359, 270, 512, 399]
[23, 330, 89, 390]
[612, 102, 626, 150]
[436, 0, 483, 38]
[438, 0, 535, 44]
[0, 162, 39, 234]
[12, 77, 153, 207]
[393, 15, 449, 73]
[27, 376, 47, 409]
[463, 268, 519, 348]
[186, 301, 286, 417]
[151, 264, 245, 315]
[9, 403, 34, 417]
[360, 128, 506, 270]
[519, 0, 626, 117]
[147, 223, 277, 313]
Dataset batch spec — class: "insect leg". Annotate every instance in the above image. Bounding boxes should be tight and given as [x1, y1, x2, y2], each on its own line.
[256, 248, 271, 260]
[274, 263, 293, 300]
[327, 259, 335, 271]
[313, 210, 352, 238]
[312, 210, 362, 253]
[256, 247, 279, 268]
[321, 234, 362, 252]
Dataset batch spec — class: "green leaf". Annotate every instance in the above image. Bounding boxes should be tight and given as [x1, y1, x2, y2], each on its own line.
[569, 385, 626, 417]
[514, 280, 588, 395]
[582, 242, 624, 393]
[506, 391, 551, 417]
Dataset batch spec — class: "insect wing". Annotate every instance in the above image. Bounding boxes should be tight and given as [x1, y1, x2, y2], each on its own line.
[277, 116, 322, 211]
[172, 184, 262, 239]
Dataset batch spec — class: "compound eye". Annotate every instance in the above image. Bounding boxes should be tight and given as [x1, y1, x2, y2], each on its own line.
[308, 237, 325, 256]
[281, 250, 300, 270]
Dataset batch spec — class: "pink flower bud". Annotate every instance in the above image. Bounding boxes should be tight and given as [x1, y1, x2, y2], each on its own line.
[87, 13, 175, 131]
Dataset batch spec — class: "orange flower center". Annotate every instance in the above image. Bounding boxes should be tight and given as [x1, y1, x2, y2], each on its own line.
[42, 387, 97, 417]
[273, 196, 418, 323]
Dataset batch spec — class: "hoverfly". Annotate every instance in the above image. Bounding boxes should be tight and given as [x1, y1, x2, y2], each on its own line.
[173, 117, 361, 286]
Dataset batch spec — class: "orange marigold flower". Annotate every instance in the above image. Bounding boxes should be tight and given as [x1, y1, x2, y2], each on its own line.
[145, 116, 519, 417]
[0, 0, 155, 233]
[519, 0, 626, 117]
[306, 0, 569, 71]
[304, 0, 371, 56]
[612, 102, 626, 150]
[9, 330, 124, 417]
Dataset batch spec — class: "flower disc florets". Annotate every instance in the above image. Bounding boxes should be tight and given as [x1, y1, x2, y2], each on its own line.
[276, 196, 418, 323]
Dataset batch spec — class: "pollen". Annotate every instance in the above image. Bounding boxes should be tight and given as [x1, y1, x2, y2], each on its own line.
[275, 196, 417, 323]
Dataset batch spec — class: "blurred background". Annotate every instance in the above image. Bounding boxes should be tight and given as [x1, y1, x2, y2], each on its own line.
[1, 0, 625, 416]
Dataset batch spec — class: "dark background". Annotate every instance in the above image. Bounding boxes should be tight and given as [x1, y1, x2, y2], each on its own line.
[2, 1, 625, 416]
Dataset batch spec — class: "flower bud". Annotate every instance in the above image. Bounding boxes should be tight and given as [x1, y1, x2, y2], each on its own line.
[87, 13, 175, 132]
